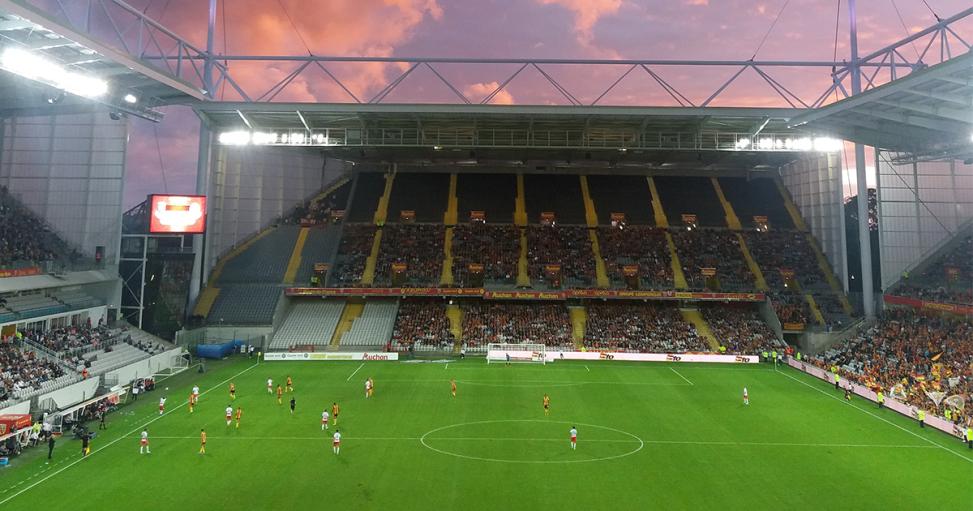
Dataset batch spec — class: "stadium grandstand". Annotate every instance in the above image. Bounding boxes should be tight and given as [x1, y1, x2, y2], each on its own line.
[0, 1, 970, 510]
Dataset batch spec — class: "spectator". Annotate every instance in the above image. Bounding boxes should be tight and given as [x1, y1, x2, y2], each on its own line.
[598, 226, 672, 289]
[585, 303, 705, 352]
[526, 226, 596, 288]
[462, 302, 573, 348]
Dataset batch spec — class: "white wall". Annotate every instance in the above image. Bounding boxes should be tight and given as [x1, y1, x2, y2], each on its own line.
[204, 146, 327, 275]
[779, 153, 847, 289]
[877, 155, 973, 288]
[0, 113, 127, 265]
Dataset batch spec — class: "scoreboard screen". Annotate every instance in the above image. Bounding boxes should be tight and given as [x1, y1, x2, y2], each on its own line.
[149, 194, 207, 234]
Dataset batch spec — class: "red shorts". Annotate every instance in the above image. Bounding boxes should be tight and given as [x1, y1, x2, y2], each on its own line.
[226, 414, 232, 420]
[333, 441, 340, 446]
[322, 419, 328, 424]
[141, 439, 148, 446]
[159, 405, 164, 411]
[571, 436, 577, 442]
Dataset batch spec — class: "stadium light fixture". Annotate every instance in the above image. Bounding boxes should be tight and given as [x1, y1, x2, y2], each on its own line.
[123, 93, 138, 104]
[1, 47, 108, 98]
[218, 131, 250, 145]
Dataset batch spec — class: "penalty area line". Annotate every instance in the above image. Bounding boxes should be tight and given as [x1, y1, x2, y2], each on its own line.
[346, 363, 364, 381]
[0, 361, 262, 506]
[776, 367, 973, 464]
[669, 367, 694, 386]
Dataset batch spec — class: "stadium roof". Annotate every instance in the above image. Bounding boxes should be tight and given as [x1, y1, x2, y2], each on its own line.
[789, 51, 973, 159]
[195, 102, 829, 169]
[0, 0, 204, 121]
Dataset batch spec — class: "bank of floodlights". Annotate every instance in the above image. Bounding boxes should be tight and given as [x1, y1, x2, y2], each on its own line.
[1, 47, 108, 98]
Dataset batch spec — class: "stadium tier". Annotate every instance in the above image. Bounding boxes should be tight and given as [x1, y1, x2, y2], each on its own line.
[585, 302, 705, 352]
[338, 300, 398, 348]
[206, 285, 282, 325]
[271, 300, 344, 349]
[890, 233, 972, 305]
[0, 186, 79, 270]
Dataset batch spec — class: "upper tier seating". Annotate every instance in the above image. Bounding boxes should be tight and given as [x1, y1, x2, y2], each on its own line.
[452, 224, 520, 286]
[289, 180, 352, 225]
[272, 300, 344, 349]
[332, 224, 377, 286]
[526, 226, 595, 288]
[374, 224, 445, 287]
[654, 176, 726, 228]
[584, 303, 705, 352]
[587, 175, 655, 225]
[456, 173, 516, 223]
[207, 285, 282, 325]
[0, 186, 78, 269]
[347, 173, 387, 222]
[295, 225, 342, 284]
[524, 174, 587, 225]
[217, 226, 301, 284]
[598, 226, 672, 289]
[53, 290, 103, 310]
[461, 302, 573, 348]
[340, 300, 398, 347]
[718, 177, 794, 229]
[672, 228, 756, 292]
[891, 234, 972, 305]
[386, 173, 449, 223]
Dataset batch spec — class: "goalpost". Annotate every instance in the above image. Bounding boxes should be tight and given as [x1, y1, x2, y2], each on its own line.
[486, 343, 548, 364]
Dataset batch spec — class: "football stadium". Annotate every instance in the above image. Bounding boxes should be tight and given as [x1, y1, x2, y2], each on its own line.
[0, 1, 971, 509]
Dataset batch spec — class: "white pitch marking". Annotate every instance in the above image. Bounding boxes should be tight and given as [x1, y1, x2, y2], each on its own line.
[346, 362, 364, 381]
[776, 367, 972, 464]
[669, 367, 694, 386]
[0, 361, 262, 506]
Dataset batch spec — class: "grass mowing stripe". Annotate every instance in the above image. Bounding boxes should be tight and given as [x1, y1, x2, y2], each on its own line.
[776, 367, 973, 464]
[0, 361, 261, 506]
[346, 362, 364, 381]
[668, 367, 694, 385]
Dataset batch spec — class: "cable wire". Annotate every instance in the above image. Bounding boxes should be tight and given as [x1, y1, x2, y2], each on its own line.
[152, 122, 169, 194]
[751, 0, 791, 59]
[275, 0, 314, 55]
[920, 0, 940, 21]
[888, 0, 922, 59]
[220, 0, 228, 100]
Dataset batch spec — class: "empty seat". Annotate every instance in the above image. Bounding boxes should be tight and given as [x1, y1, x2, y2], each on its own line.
[272, 300, 344, 349]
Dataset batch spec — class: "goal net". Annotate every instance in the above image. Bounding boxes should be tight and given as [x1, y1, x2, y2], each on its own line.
[486, 343, 548, 364]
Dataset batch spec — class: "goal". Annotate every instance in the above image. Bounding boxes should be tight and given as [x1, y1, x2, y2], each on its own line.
[486, 343, 548, 364]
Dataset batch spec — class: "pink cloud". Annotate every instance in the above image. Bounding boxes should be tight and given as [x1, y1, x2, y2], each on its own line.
[536, 0, 623, 46]
[463, 81, 516, 104]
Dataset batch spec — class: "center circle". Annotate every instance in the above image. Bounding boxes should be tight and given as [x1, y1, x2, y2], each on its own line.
[419, 419, 644, 464]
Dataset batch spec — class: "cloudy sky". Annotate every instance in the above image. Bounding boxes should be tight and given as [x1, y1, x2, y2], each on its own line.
[122, 0, 973, 206]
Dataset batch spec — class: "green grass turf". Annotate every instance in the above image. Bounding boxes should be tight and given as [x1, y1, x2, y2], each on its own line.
[1, 357, 970, 510]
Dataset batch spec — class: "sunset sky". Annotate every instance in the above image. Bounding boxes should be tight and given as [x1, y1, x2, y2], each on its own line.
[121, 0, 973, 207]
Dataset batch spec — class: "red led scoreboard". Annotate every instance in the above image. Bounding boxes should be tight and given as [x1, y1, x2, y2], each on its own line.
[149, 194, 207, 234]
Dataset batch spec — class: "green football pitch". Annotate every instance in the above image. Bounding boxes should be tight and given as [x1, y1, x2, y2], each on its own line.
[1, 357, 970, 510]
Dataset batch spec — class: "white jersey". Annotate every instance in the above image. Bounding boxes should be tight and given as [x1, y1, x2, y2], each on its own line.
[570, 428, 578, 439]
[333, 432, 341, 443]
[141, 431, 148, 441]
[322, 411, 329, 421]
[267, 379, 273, 387]
[225, 406, 233, 416]
[159, 397, 166, 407]
[743, 387, 749, 397]
[192, 386, 200, 395]
[365, 380, 372, 390]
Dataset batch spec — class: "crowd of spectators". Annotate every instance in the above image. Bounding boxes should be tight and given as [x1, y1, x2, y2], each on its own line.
[0, 186, 69, 268]
[811, 308, 972, 413]
[451, 224, 521, 286]
[391, 300, 454, 349]
[891, 235, 972, 305]
[375, 224, 445, 287]
[287, 186, 346, 225]
[742, 230, 829, 291]
[584, 303, 705, 352]
[598, 226, 672, 289]
[0, 344, 65, 400]
[700, 304, 780, 354]
[22, 325, 113, 357]
[462, 303, 573, 347]
[767, 291, 810, 326]
[526, 226, 596, 288]
[332, 224, 377, 286]
[672, 229, 756, 292]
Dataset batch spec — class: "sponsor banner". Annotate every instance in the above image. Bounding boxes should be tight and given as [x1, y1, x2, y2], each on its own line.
[701, 267, 717, 277]
[610, 212, 626, 225]
[779, 268, 796, 279]
[391, 262, 408, 273]
[400, 210, 415, 222]
[884, 294, 973, 316]
[467, 263, 485, 273]
[483, 290, 563, 300]
[681, 213, 697, 225]
[284, 287, 766, 302]
[470, 210, 486, 222]
[264, 352, 399, 362]
[540, 212, 556, 225]
[753, 215, 768, 224]
[622, 265, 639, 277]
[331, 210, 345, 221]
[486, 350, 758, 364]
[313, 263, 330, 272]
[0, 267, 42, 279]
[782, 322, 806, 331]
[787, 359, 964, 438]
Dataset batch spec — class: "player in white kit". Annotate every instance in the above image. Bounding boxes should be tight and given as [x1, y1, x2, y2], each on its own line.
[192, 385, 200, 403]
[743, 387, 749, 406]
[570, 427, 577, 450]
[365, 379, 372, 399]
[225, 405, 233, 426]
[321, 410, 330, 430]
[332, 429, 341, 455]
[267, 378, 273, 394]
[139, 429, 150, 454]
[158, 396, 166, 415]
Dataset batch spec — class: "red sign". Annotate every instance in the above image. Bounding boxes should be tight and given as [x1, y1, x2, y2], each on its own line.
[470, 211, 486, 223]
[753, 215, 768, 224]
[701, 267, 717, 277]
[783, 322, 806, 331]
[0, 414, 31, 435]
[467, 263, 485, 273]
[149, 194, 206, 234]
[285, 287, 766, 302]
[391, 263, 408, 273]
[540, 212, 556, 225]
[0, 267, 42, 279]
[681, 214, 697, 225]
[883, 294, 973, 316]
[400, 210, 416, 222]
[622, 265, 639, 277]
